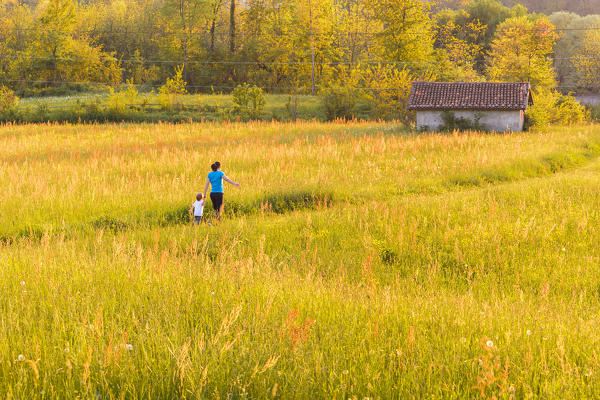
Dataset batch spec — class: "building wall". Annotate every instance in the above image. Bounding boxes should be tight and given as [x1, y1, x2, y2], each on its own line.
[416, 110, 524, 132]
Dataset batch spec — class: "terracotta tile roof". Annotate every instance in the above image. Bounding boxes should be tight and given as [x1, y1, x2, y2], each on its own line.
[408, 81, 532, 111]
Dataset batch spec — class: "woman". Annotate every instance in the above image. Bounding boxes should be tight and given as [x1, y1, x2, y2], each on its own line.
[203, 161, 240, 219]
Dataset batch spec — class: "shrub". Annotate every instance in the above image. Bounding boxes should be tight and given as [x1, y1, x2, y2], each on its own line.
[0, 85, 19, 115]
[555, 94, 588, 125]
[105, 81, 139, 114]
[588, 104, 600, 122]
[320, 65, 415, 122]
[526, 89, 588, 130]
[232, 83, 265, 119]
[321, 88, 362, 121]
[158, 66, 187, 111]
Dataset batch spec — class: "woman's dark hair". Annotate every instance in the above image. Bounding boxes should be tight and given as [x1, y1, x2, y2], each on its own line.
[214, 161, 221, 169]
[210, 163, 218, 171]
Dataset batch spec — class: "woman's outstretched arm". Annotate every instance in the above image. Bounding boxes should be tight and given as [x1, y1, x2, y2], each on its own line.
[223, 175, 240, 187]
[203, 177, 211, 197]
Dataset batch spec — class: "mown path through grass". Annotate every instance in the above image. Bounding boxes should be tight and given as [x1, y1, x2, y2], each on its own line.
[3, 125, 600, 242]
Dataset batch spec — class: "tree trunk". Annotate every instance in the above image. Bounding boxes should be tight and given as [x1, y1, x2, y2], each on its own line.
[210, 19, 216, 52]
[229, 0, 235, 54]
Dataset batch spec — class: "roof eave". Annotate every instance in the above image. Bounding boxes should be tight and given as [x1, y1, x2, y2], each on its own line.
[409, 107, 527, 111]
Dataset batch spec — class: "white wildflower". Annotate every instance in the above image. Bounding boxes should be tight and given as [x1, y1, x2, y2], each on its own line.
[526, 330, 532, 336]
[509, 385, 515, 393]
[486, 340, 494, 348]
[20, 281, 25, 286]
[125, 343, 133, 351]
[562, 248, 566, 252]
[460, 337, 467, 343]
[17, 354, 24, 361]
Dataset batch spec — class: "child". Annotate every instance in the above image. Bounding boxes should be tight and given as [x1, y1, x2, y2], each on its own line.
[189, 193, 205, 225]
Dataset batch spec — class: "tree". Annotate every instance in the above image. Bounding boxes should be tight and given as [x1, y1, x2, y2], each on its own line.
[239, 0, 342, 92]
[550, 13, 600, 88]
[434, 9, 486, 80]
[21, 0, 122, 85]
[334, 0, 384, 69]
[363, 0, 436, 73]
[487, 16, 559, 88]
[229, 0, 235, 53]
[208, 0, 225, 53]
[573, 26, 600, 88]
[161, 0, 209, 82]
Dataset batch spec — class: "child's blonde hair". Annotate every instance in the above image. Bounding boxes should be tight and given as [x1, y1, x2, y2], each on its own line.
[196, 193, 203, 200]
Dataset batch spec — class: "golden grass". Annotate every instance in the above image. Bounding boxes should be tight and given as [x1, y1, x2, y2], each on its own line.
[1, 121, 600, 398]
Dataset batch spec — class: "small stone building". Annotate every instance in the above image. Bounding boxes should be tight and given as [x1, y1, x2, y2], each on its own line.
[408, 82, 533, 132]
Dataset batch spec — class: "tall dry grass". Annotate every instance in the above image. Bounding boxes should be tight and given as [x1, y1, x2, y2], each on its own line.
[1, 121, 600, 398]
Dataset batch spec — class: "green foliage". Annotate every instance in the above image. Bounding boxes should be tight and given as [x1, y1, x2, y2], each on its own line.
[364, 0, 435, 73]
[526, 89, 588, 129]
[105, 81, 139, 114]
[231, 83, 265, 119]
[360, 65, 415, 122]
[158, 66, 188, 111]
[0, 85, 18, 114]
[549, 13, 600, 88]
[487, 16, 559, 88]
[321, 65, 414, 122]
[588, 105, 600, 122]
[321, 88, 362, 121]
[1, 0, 587, 98]
[573, 26, 600, 88]
[433, 12, 486, 80]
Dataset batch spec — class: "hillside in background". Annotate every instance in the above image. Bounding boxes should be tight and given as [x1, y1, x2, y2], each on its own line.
[431, 0, 598, 15]
[507, 0, 598, 15]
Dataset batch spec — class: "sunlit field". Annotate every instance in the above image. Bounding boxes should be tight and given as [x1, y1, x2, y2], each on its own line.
[2, 121, 600, 398]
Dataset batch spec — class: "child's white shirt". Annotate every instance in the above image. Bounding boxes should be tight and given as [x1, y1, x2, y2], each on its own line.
[192, 200, 204, 216]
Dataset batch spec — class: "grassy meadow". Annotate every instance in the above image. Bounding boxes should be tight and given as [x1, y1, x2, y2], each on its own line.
[13, 92, 324, 123]
[2, 121, 600, 398]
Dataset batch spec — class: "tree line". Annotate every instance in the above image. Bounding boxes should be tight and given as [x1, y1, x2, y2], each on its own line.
[0, 0, 597, 125]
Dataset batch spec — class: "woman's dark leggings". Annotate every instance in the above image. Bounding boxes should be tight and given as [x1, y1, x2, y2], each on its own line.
[210, 192, 224, 216]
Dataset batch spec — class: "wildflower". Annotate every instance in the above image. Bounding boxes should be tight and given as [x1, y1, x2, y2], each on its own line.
[396, 348, 402, 356]
[64, 347, 70, 353]
[125, 343, 133, 351]
[20, 281, 25, 286]
[562, 248, 566, 252]
[509, 385, 516, 392]
[17, 354, 24, 361]
[211, 292, 215, 296]
[486, 340, 494, 348]
[585, 370, 593, 377]
[460, 337, 467, 343]
[342, 370, 349, 375]
[526, 330, 532, 336]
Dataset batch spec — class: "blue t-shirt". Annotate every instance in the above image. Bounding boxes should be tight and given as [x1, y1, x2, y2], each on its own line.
[208, 171, 225, 193]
